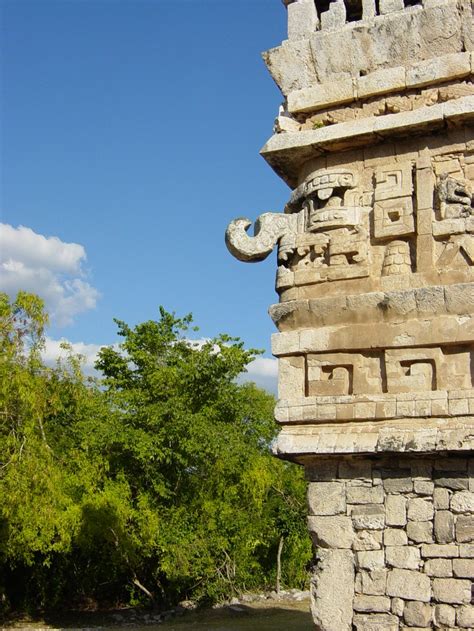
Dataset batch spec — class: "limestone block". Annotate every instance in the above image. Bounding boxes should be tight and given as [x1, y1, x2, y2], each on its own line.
[357, 67, 405, 99]
[456, 515, 474, 542]
[451, 491, 474, 513]
[403, 601, 432, 627]
[379, 0, 404, 14]
[435, 474, 469, 491]
[339, 459, 372, 482]
[386, 495, 407, 526]
[310, 549, 354, 631]
[359, 568, 387, 596]
[320, 0, 346, 32]
[432, 578, 471, 604]
[352, 505, 386, 530]
[386, 545, 421, 570]
[278, 356, 305, 400]
[383, 473, 413, 494]
[434, 510, 455, 543]
[347, 485, 384, 504]
[459, 543, 474, 557]
[386, 569, 431, 602]
[353, 595, 391, 613]
[287, 0, 319, 40]
[407, 520, 434, 543]
[356, 550, 385, 571]
[421, 544, 459, 558]
[452, 558, 474, 578]
[287, 78, 354, 113]
[414, 480, 435, 495]
[307, 515, 355, 549]
[307, 481, 346, 515]
[406, 53, 471, 89]
[385, 528, 408, 546]
[408, 498, 434, 522]
[433, 604, 456, 628]
[353, 530, 383, 551]
[424, 558, 453, 577]
[391, 597, 404, 617]
[434, 487, 451, 510]
[262, 39, 317, 97]
[457, 604, 474, 628]
[353, 613, 399, 631]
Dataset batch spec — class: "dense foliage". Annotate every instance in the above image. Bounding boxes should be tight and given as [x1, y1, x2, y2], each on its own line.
[0, 292, 311, 614]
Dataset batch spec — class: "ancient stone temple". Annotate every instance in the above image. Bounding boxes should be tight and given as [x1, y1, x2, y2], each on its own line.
[226, 0, 474, 628]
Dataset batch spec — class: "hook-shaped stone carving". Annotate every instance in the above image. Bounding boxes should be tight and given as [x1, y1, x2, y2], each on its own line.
[225, 212, 296, 262]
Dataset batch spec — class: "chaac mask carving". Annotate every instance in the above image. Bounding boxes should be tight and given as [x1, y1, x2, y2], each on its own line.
[226, 167, 369, 289]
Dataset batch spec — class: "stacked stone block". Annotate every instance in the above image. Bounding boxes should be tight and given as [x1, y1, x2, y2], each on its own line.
[225, 0, 473, 628]
[307, 456, 473, 629]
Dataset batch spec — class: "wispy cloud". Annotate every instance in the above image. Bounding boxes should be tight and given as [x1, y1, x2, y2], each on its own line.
[0, 223, 99, 326]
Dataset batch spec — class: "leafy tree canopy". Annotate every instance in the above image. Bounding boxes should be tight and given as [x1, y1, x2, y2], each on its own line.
[0, 294, 311, 614]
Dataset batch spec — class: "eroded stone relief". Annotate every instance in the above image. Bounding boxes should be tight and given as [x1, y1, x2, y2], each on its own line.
[226, 1, 473, 627]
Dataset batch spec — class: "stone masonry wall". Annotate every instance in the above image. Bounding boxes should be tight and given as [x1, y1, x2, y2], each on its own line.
[306, 455, 474, 630]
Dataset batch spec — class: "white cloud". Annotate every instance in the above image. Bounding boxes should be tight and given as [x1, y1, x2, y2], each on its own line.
[241, 357, 278, 394]
[43, 337, 105, 375]
[0, 223, 99, 326]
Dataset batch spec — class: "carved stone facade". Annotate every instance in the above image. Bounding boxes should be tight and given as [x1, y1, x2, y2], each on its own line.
[226, 1, 473, 628]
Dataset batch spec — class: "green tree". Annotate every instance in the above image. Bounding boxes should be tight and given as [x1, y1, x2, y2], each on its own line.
[0, 295, 311, 614]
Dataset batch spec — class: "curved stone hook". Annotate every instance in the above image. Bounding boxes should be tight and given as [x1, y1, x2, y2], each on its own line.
[225, 212, 294, 262]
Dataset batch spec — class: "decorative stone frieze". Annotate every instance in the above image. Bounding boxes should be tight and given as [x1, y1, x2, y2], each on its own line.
[226, 0, 473, 627]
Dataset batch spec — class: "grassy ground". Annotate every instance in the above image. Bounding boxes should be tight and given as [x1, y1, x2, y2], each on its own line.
[1, 598, 313, 631]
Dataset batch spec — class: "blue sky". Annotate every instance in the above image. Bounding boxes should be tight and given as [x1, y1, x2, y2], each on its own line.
[1, 0, 290, 390]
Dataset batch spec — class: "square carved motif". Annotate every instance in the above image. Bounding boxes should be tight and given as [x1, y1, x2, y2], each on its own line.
[374, 196, 415, 239]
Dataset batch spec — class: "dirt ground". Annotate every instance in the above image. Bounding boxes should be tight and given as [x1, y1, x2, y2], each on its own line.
[1, 598, 314, 631]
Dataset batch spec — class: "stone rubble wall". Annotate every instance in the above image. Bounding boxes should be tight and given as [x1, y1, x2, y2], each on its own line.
[306, 455, 474, 630]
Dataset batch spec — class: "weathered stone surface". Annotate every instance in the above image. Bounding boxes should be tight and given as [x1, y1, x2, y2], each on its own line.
[383, 474, 413, 494]
[360, 569, 388, 595]
[347, 485, 384, 504]
[433, 603, 456, 628]
[353, 595, 391, 613]
[386, 569, 431, 602]
[424, 558, 453, 577]
[386, 495, 407, 526]
[353, 530, 383, 551]
[384, 528, 408, 546]
[452, 557, 474, 578]
[356, 550, 385, 571]
[421, 544, 459, 558]
[307, 482, 346, 516]
[228, 2, 474, 631]
[434, 510, 455, 543]
[403, 600, 432, 627]
[432, 578, 471, 604]
[353, 613, 399, 631]
[433, 487, 451, 510]
[307, 515, 355, 549]
[456, 515, 474, 542]
[451, 490, 474, 513]
[457, 604, 474, 628]
[352, 505, 385, 530]
[391, 597, 404, 617]
[407, 498, 434, 522]
[434, 475, 469, 490]
[310, 549, 354, 631]
[385, 545, 421, 570]
[407, 520, 433, 543]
